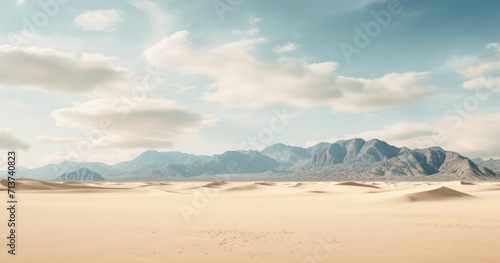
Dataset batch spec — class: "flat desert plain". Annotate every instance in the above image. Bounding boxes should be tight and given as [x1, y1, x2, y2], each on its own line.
[1, 179, 500, 263]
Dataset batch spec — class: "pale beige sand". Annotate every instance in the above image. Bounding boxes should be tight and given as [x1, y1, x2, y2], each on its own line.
[1, 179, 500, 263]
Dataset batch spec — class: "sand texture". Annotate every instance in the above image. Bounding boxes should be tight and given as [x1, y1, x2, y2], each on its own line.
[1, 179, 500, 262]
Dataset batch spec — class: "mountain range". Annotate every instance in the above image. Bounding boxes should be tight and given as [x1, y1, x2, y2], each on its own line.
[3, 138, 499, 181]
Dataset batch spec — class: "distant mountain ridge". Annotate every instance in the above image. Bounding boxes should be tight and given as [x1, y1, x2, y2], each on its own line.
[5, 138, 499, 181]
[111, 150, 279, 181]
[113, 150, 211, 172]
[54, 168, 106, 182]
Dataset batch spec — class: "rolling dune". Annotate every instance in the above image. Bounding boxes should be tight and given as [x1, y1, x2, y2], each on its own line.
[1, 180, 499, 263]
[404, 186, 476, 202]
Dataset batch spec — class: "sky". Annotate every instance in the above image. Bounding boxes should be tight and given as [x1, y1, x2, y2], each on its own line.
[0, 0, 500, 168]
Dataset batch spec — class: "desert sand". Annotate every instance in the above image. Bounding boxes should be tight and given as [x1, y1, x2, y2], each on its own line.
[1, 179, 500, 263]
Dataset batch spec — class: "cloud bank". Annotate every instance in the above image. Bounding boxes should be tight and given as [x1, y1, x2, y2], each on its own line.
[44, 98, 216, 149]
[143, 31, 433, 112]
[453, 43, 500, 93]
[0, 46, 135, 95]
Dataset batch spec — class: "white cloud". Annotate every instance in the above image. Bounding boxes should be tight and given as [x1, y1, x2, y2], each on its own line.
[459, 57, 500, 79]
[0, 129, 30, 150]
[231, 28, 260, 36]
[462, 77, 500, 92]
[126, 0, 171, 40]
[0, 46, 135, 95]
[42, 150, 142, 166]
[75, 9, 123, 32]
[143, 31, 433, 112]
[304, 140, 320, 148]
[248, 15, 261, 25]
[450, 43, 500, 93]
[232, 15, 261, 36]
[329, 72, 432, 112]
[331, 112, 500, 159]
[275, 43, 297, 54]
[45, 98, 217, 150]
[126, 0, 158, 10]
[486, 43, 500, 53]
[36, 135, 84, 144]
[440, 56, 478, 72]
[16, 0, 25, 6]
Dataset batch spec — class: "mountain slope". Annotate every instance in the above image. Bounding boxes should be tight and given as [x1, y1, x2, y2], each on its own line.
[368, 147, 496, 179]
[112, 150, 210, 171]
[54, 168, 106, 182]
[301, 138, 400, 168]
[261, 143, 311, 166]
[473, 158, 500, 174]
[16, 161, 119, 181]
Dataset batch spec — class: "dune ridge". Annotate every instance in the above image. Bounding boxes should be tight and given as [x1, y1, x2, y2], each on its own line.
[405, 186, 476, 202]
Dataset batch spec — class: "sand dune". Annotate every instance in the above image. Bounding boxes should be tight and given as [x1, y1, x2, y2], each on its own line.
[254, 182, 275, 186]
[1, 180, 499, 263]
[337, 181, 381, 189]
[1, 178, 74, 190]
[405, 186, 476, 202]
[202, 181, 228, 188]
[308, 190, 330, 194]
[0, 178, 131, 191]
[224, 183, 263, 192]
